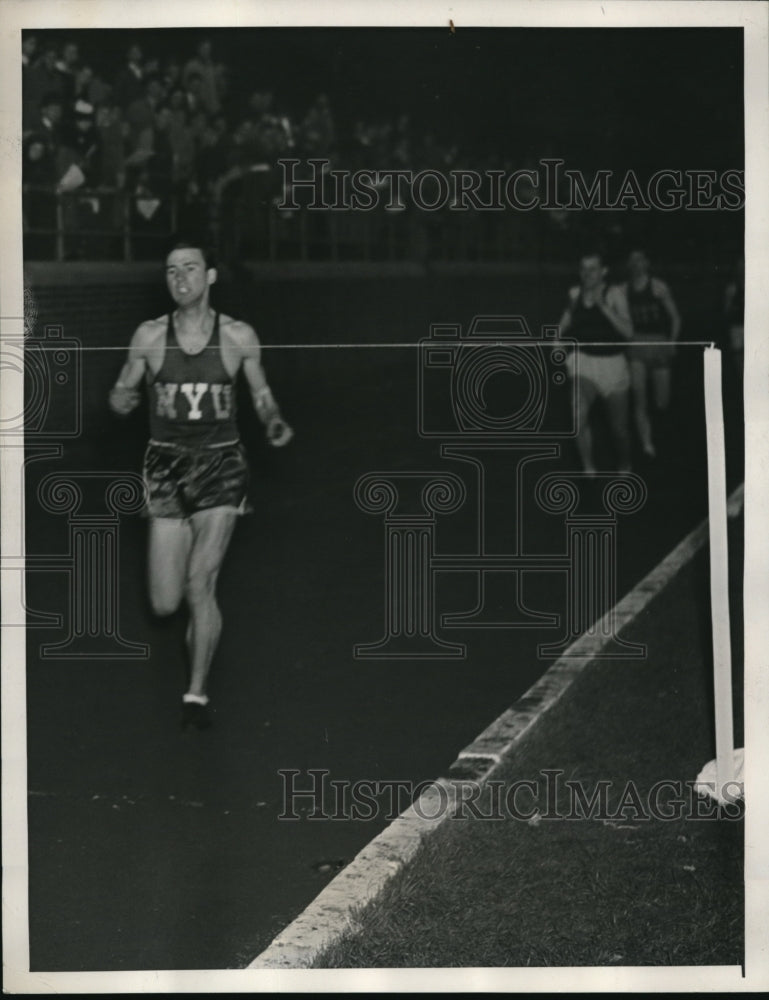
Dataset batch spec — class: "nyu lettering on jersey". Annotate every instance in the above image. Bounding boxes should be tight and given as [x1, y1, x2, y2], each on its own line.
[148, 312, 239, 446]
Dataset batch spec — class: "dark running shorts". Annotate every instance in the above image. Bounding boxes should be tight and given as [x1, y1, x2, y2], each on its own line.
[143, 440, 250, 519]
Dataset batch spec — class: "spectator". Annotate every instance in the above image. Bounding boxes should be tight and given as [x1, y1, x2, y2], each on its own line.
[24, 48, 62, 134]
[206, 118, 259, 207]
[91, 104, 129, 250]
[23, 135, 56, 189]
[22, 33, 38, 69]
[166, 106, 196, 188]
[211, 113, 228, 141]
[48, 102, 96, 260]
[167, 88, 189, 129]
[195, 123, 227, 193]
[213, 62, 230, 108]
[351, 119, 394, 171]
[124, 129, 155, 176]
[66, 105, 102, 183]
[130, 165, 173, 259]
[182, 38, 221, 115]
[227, 118, 259, 167]
[113, 44, 145, 109]
[297, 93, 334, 157]
[253, 114, 293, 161]
[35, 93, 65, 156]
[22, 35, 40, 135]
[74, 65, 112, 109]
[162, 59, 183, 94]
[245, 88, 272, 120]
[143, 57, 161, 79]
[54, 41, 80, 106]
[73, 65, 94, 106]
[126, 77, 166, 147]
[55, 101, 106, 256]
[94, 104, 127, 188]
[391, 112, 412, 168]
[188, 109, 211, 146]
[184, 73, 208, 117]
[149, 105, 175, 195]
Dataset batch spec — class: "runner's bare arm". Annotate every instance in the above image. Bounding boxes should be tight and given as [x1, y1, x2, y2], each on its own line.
[557, 287, 580, 335]
[109, 323, 152, 416]
[653, 279, 682, 341]
[238, 323, 294, 447]
[601, 286, 634, 340]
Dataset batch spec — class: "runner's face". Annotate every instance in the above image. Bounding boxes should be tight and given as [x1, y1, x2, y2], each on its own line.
[579, 257, 605, 290]
[165, 249, 212, 305]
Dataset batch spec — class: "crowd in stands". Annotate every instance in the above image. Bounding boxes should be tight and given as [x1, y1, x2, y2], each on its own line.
[22, 33, 471, 258]
[22, 36, 307, 247]
[21, 34, 735, 267]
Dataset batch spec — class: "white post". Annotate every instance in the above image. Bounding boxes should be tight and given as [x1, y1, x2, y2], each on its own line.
[703, 346, 735, 796]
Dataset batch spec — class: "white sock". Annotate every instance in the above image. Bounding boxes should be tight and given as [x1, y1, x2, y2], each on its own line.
[183, 693, 209, 706]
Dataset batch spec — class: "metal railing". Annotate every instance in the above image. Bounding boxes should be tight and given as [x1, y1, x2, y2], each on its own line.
[22, 182, 732, 268]
[23, 186, 182, 262]
[21, 183, 556, 265]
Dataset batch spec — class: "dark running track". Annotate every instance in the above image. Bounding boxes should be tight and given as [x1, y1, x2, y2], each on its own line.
[24, 272, 744, 970]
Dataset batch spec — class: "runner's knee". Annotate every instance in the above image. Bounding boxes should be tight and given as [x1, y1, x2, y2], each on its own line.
[150, 590, 183, 617]
[185, 569, 218, 605]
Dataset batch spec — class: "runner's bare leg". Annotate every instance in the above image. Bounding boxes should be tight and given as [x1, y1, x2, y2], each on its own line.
[629, 357, 654, 457]
[184, 507, 238, 698]
[605, 388, 633, 472]
[651, 365, 672, 412]
[574, 376, 598, 474]
[148, 518, 193, 616]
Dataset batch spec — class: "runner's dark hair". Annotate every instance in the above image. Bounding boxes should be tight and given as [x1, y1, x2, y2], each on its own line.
[167, 239, 216, 269]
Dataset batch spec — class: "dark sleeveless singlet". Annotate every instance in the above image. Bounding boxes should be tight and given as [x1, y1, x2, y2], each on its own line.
[147, 312, 239, 446]
[626, 278, 671, 337]
[568, 290, 624, 356]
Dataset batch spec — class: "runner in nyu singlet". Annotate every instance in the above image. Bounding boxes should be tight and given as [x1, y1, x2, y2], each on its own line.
[148, 311, 239, 447]
[108, 242, 293, 731]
